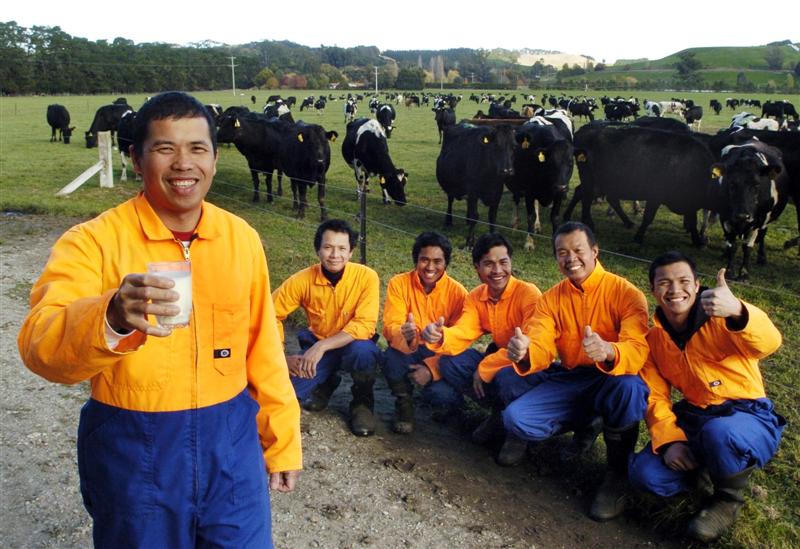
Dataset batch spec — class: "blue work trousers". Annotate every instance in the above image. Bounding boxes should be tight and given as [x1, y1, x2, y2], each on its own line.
[628, 398, 785, 497]
[77, 390, 272, 549]
[438, 348, 543, 408]
[503, 364, 649, 441]
[382, 346, 462, 408]
[291, 328, 380, 400]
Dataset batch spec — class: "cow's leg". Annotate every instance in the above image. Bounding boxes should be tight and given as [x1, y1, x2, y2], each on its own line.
[445, 196, 455, 227]
[250, 167, 261, 202]
[465, 196, 480, 249]
[562, 185, 581, 222]
[550, 195, 563, 234]
[276, 171, 284, 197]
[50, 128, 56, 142]
[683, 210, 705, 247]
[119, 152, 127, 183]
[755, 227, 768, 266]
[265, 171, 274, 203]
[634, 201, 661, 244]
[291, 180, 299, 211]
[699, 209, 714, 244]
[525, 194, 537, 251]
[580, 187, 595, 231]
[724, 236, 737, 278]
[317, 179, 328, 221]
[608, 198, 634, 229]
[511, 196, 521, 229]
[533, 199, 542, 233]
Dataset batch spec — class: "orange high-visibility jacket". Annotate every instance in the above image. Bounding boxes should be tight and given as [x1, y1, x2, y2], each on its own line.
[272, 262, 379, 343]
[642, 302, 782, 452]
[429, 276, 542, 382]
[17, 193, 302, 473]
[383, 270, 468, 380]
[514, 262, 649, 377]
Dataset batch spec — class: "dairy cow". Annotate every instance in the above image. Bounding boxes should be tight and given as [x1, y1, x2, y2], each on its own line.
[341, 118, 407, 205]
[46, 104, 74, 144]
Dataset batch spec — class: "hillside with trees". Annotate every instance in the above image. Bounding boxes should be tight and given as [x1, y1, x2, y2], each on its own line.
[1, 21, 797, 94]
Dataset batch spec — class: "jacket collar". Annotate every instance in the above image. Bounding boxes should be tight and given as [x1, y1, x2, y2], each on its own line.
[410, 269, 451, 295]
[476, 275, 519, 302]
[566, 260, 606, 293]
[312, 263, 351, 286]
[653, 288, 711, 350]
[134, 192, 221, 241]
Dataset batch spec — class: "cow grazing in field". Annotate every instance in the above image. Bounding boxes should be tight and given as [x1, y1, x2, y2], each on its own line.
[762, 100, 799, 121]
[263, 101, 294, 122]
[683, 105, 704, 131]
[376, 104, 397, 138]
[404, 95, 421, 108]
[726, 98, 740, 110]
[710, 99, 723, 115]
[345, 99, 358, 123]
[507, 118, 574, 250]
[567, 123, 717, 246]
[281, 121, 338, 220]
[216, 111, 285, 202]
[341, 118, 408, 205]
[85, 103, 133, 148]
[116, 110, 139, 183]
[436, 123, 516, 248]
[434, 106, 456, 144]
[712, 141, 789, 279]
[46, 104, 74, 144]
[731, 112, 780, 131]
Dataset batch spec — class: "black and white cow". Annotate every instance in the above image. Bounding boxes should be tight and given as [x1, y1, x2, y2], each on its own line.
[683, 105, 704, 131]
[375, 103, 397, 138]
[85, 103, 133, 148]
[313, 97, 327, 114]
[263, 101, 294, 122]
[730, 112, 780, 131]
[712, 140, 789, 279]
[46, 104, 74, 144]
[116, 110, 139, 183]
[344, 99, 358, 123]
[205, 104, 223, 126]
[644, 100, 662, 117]
[341, 118, 407, 205]
[567, 123, 717, 246]
[436, 123, 516, 248]
[299, 96, 315, 111]
[568, 100, 596, 121]
[507, 117, 574, 250]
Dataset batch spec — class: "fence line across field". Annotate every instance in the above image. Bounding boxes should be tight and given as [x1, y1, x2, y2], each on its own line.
[206, 186, 796, 396]
[209, 174, 799, 299]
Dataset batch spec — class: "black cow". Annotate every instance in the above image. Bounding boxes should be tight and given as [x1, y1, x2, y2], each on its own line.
[281, 121, 338, 220]
[568, 101, 596, 121]
[683, 105, 704, 130]
[507, 119, 574, 250]
[46, 104, 74, 144]
[85, 104, 133, 148]
[341, 118, 407, 205]
[216, 111, 285, 202]
[726, 98, 740, 110]
[604, 102, 633, 122]
[313, 97, 327, 113]
[710, 99, 723, 115]
[116, 110, 138, 183]
[436, 123, 516, 248]
[762, 100, 799, 121]
[376, 104, 397, 138]
[712, 141, 789, 279]
[567, 124, 717, 246]
[433, 106, 456, 144]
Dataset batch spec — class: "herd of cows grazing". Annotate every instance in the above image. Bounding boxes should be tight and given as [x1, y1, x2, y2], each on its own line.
[46, 91, 799, 280]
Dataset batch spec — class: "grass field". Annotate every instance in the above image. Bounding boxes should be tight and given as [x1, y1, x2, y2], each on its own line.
[1, 89, 798, 547]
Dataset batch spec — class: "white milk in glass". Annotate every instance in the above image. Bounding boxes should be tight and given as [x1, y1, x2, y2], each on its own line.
[158, 270, 192, 327]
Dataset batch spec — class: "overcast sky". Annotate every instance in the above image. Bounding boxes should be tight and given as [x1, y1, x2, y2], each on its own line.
[7, 1, 796, 64]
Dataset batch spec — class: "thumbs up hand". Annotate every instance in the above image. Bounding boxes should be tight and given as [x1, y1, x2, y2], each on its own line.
[700, 268, 743, 319]
[582, 325, 615, 363]
[507, 326, 530, 363]
[401, 312, 418, 343]
[421, 316, 446, 344]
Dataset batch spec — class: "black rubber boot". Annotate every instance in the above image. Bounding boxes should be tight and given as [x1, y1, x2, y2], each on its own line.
[589, 422, 640, 521]
[301, 374, 342, 412]
[561, 416, 604, 462]
[687, 466, 755, 543]
[387, 378, 415, 434]
[349, 371, 376, 437]
[496, 432, 528, 467]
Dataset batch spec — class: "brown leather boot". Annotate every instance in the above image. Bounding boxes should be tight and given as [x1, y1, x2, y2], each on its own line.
[687, 466, 754, 543]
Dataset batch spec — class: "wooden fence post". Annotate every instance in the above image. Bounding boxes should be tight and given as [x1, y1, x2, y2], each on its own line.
[56, 132, 114, 195]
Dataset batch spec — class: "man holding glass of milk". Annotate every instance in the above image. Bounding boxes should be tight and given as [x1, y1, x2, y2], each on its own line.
[18, 92, 301, 549]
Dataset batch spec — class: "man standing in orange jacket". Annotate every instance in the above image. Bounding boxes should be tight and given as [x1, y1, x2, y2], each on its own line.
[628, 251, 784, 543]
[18, 92, 301, 548]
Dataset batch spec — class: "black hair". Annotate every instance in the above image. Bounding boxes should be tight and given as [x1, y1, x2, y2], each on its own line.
[412, 231, 453, 266]
[472, 232, 512, 265]
[648, 250, 698, 285]
[314, 219, 358, 251]
[132, 91, 217, 156]
[552, 221, 597, 256]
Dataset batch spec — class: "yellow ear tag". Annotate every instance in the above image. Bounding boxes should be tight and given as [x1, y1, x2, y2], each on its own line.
[577, 152, 587, 162]
[711, 166, 722, 179]
[234, 119, 240, 128]
[482, 136, 489, 144]
[297, 133, 304, 143]
[331, 135, 337, 142]
[538, 151, 545, 162]
[522, 138, 530, 150]
[380, 176, 385, 183]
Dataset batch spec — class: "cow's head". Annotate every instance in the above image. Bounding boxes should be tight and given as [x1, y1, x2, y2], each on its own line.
[85, 131, 97, 148]
[63, 126, 75, 144]
[380, 169, 408, 205]
[714, 146, 782, 231]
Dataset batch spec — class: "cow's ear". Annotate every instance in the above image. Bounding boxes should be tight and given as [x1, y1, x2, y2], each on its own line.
[297, 133, 304, 143]
[327, 131, 338, 142]
[575, 151, 587, 162]
[711, 165, 724, 179]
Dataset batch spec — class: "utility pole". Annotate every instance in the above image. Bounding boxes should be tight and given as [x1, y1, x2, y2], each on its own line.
[230, 56, 237, 97]
[375, 66, 378, 94]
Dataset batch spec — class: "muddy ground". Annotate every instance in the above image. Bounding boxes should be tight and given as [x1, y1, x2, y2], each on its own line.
[0, 213, 680, 548]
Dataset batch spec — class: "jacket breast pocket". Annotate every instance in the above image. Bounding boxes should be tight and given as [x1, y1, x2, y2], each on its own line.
[213, 303, 249, 375]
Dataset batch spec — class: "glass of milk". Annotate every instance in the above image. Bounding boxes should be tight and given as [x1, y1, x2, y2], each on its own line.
[147, 260, 192, 328]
